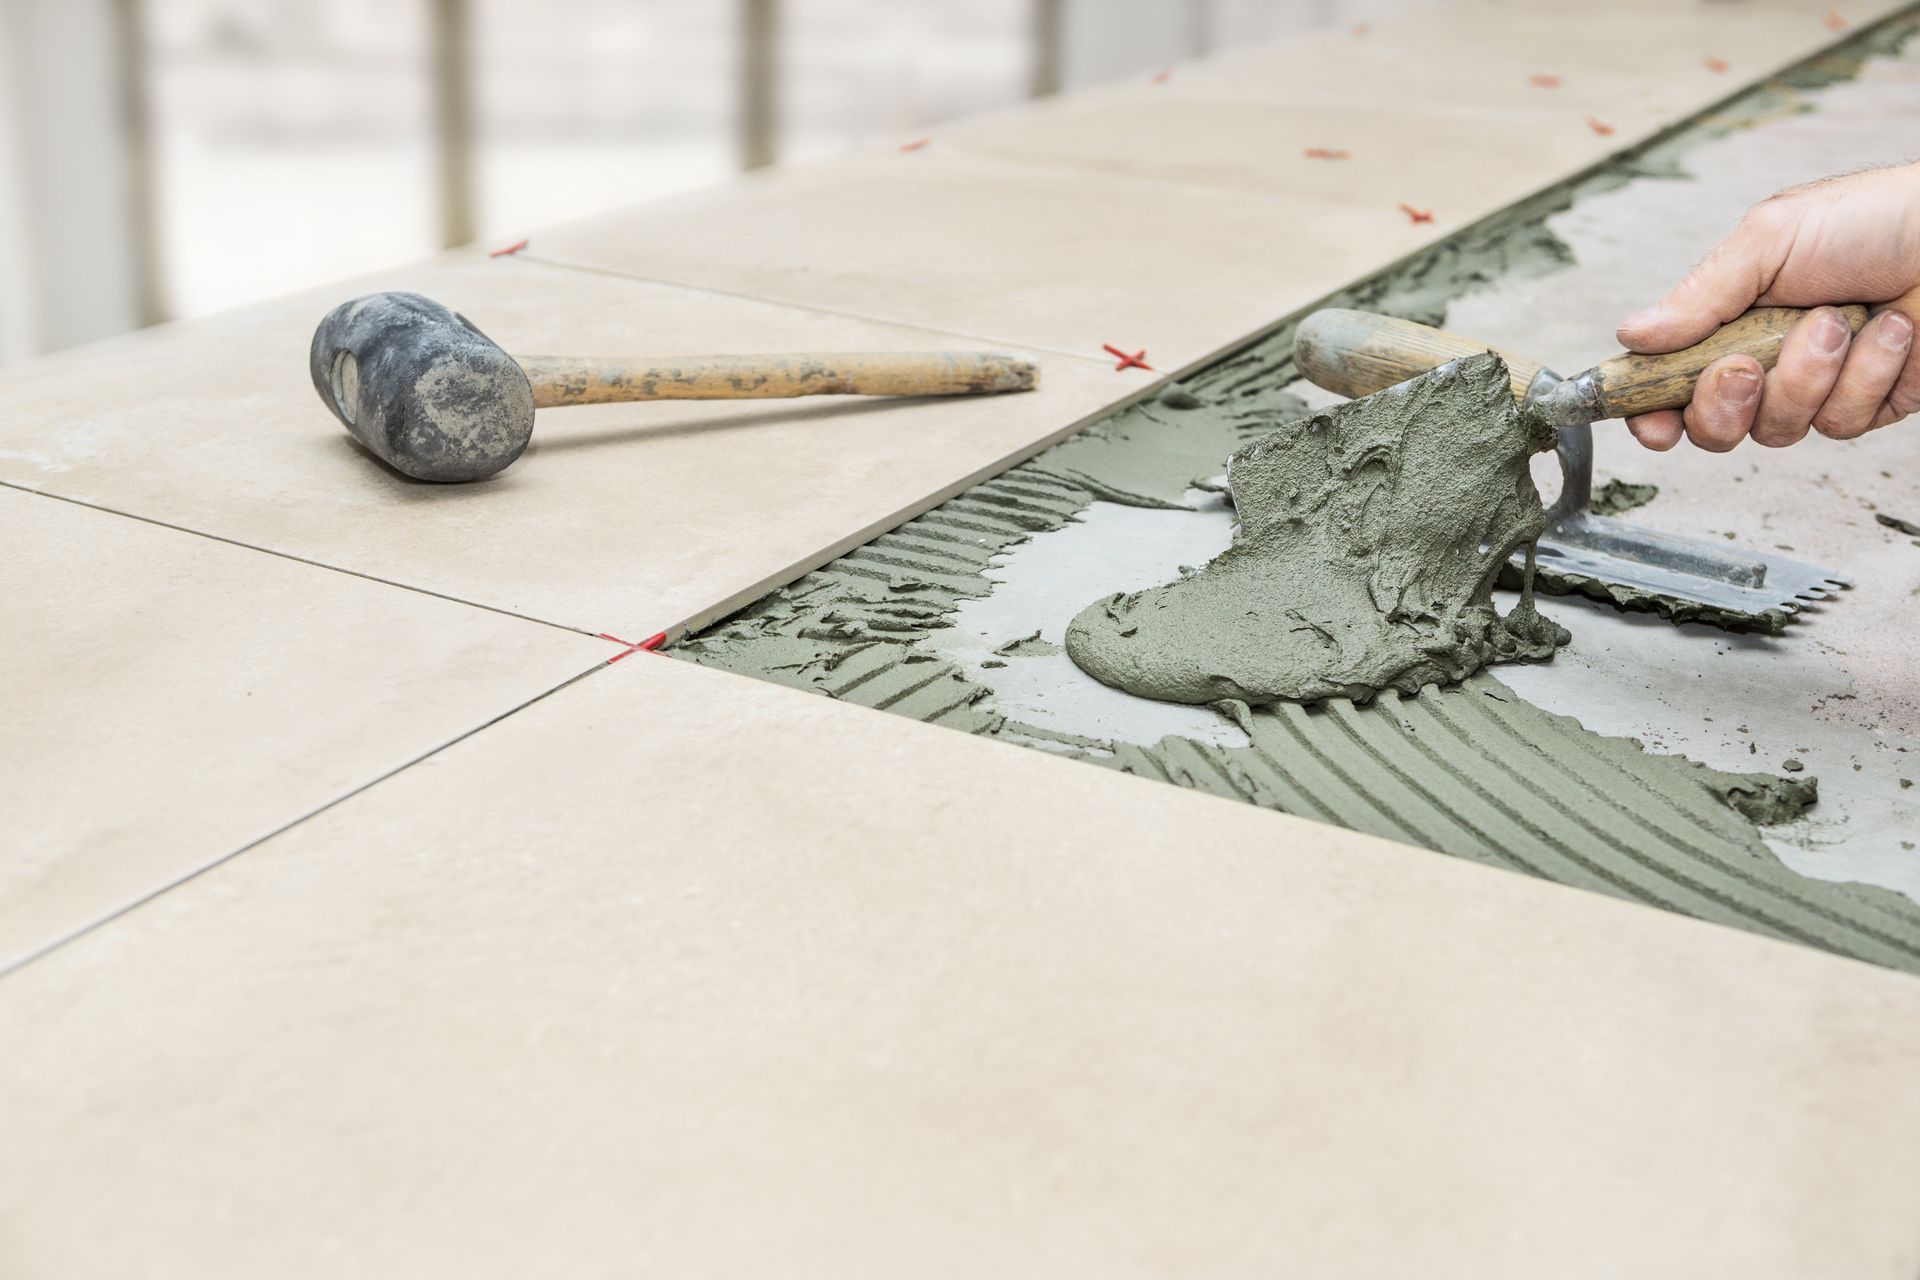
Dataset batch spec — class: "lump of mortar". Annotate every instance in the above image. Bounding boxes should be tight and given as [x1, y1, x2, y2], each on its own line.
[1588, 478, 1659, 516]
[1716, 771, 1818, 824]
[1875, 511, 1920, 536]
[1158, 385, 1207, 410]
[994, 631, 1062, 659]
[1065, 353, 1569, 706]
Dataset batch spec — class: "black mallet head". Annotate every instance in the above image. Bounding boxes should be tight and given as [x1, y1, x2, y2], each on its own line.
[310, 291, 535, 482]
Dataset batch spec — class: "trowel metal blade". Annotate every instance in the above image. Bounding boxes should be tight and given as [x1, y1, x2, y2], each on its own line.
[1520, 512, 1851, 634]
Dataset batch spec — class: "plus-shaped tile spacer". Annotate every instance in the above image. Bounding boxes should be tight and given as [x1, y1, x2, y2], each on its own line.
[1101, 344, 1154, 372]
[1398, 203, 1434, 224]
[598, 632, 668, 663]
[1585, 115, 1616, 136]
[489, 239, 530, 258]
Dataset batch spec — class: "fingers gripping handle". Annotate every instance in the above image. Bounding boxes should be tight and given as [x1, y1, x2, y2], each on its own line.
[1292, 309, 1546, 404]
[518, 352, 1039, 408]
[1589, 304, 1869, 418]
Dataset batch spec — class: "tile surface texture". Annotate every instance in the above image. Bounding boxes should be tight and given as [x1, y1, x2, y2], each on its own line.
[524, 0, 1905, 376]
[4, 6, 1918, 1274]
[0, 258, 1126, 638]
[0, 2, 1896, 648]
[1431, 24, 1920, 892]
[0, 487, 610, 970]
[3, 656, 1919, 1278]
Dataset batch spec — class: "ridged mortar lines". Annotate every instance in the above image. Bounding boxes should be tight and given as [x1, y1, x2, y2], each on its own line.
[675, 17, 1920, 974]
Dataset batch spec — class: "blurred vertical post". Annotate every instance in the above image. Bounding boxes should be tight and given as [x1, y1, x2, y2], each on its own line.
[1030, 0, 1064, 98]
[0, 3, 37, 363]
[1187, 0, 1215, 57]
[1059, 0, 1210, 88]
[111, 0, 165, 327]
[431, 0, 477, 248]
[739, 0, 778, 170]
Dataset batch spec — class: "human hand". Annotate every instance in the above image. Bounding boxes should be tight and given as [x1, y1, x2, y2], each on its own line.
[1615, 163, 1920, 450]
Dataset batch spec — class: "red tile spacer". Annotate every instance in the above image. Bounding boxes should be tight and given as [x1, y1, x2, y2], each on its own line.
[1101, 343, 1153, 372]
[1585, 115, 1616, 136]
[1824, 10, 1848, 30]
[598, 632, 667, 662]
[1398, 203, 1434, 224]
[1151, 67, 1172, 83]
[1304, 147, 1351, 160]
[1703, 56, 1730, 73]
[489, 238, 530, 258]
[597, 633, 642, 663]
[1528, 73, 1562, 88]
[1351, 22, 1371, 36]
[899, 138, 931, 152]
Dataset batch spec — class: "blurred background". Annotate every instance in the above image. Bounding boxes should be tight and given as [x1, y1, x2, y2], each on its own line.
[0, 0, 1387, 367]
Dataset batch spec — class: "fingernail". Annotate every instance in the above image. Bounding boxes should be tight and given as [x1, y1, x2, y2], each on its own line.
[1811, 309, 1849, 354]
[1879, 310, 1914, 349]
[1622, 305, 1664, 331]
[1719, 366, 1762, 405]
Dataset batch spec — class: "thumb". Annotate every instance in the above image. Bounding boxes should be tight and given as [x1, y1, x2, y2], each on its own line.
[1617, 202, 1792, 353]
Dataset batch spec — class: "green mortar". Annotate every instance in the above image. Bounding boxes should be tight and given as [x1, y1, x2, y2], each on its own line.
[1066, 356, 1568, 707]
[675, 11, 1920, 974]
[1589, 479, 1659, 516]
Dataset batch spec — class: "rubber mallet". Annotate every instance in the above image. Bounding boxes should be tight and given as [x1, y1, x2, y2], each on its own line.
[309, 291, 1040, 482]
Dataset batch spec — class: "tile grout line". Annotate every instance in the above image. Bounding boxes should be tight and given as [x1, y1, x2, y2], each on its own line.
[1025, 7, 1920, 395]
[1, 12, 1897, 984]
[654, 379, 1170, 640]
[500, 2, 1909, 388]
[0, 658, 622, 982]
[0, 479, 604, 640]
[7, 2, 1877, 668]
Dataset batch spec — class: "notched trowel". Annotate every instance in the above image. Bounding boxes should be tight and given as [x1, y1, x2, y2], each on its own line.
[1293, 306, 1866, 632]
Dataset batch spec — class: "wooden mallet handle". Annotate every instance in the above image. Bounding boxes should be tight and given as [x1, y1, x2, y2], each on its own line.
[518, 352, 1038, 409]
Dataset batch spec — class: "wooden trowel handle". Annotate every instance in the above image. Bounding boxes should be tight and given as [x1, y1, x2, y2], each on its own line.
[518, 352, 1038, 409]
[1292, 310, 1547, 405]
[1293, 305, 1872, 418]
[1587, 304, 1867, 417]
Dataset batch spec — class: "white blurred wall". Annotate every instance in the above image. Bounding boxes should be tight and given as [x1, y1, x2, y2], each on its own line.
[0, 3, 31, 365]
[1061, 0, 1358, 82]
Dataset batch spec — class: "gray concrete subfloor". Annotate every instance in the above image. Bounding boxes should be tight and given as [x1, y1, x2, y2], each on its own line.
[934, 46, 1920, 899]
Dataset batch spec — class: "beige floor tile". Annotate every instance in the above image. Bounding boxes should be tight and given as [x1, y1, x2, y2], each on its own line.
[0, 257, 1127, 638]
[0, 486, 610, 971]
[521, 1, 1895, 373]
[938, 0, 1885, 206]
[960, 12, 1663, 145]
[3, 653, 1917, 1277]
[526, 144, 1433, 373]
[936, 82, 1616, 213]
[1194, 0, 1893, 107]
